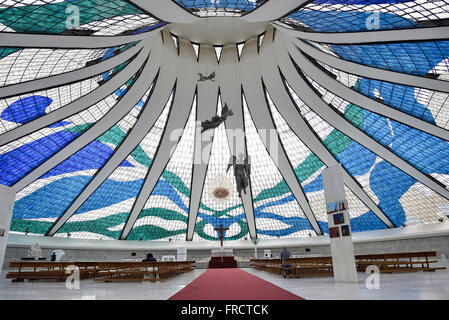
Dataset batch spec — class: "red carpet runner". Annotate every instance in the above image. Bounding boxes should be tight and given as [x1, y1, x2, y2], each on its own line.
[169, 268, 304, 300]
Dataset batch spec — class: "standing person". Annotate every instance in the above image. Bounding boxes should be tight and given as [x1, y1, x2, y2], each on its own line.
[281, 247, 291, 278]
[50, 250, 65, 262]
[142, 253, 157, 262]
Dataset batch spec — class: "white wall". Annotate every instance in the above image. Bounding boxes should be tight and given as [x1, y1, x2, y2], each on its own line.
[6, 221, 449, 250]
[3, 222, 449, 270]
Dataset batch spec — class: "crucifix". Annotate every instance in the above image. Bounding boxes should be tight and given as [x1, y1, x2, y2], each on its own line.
[214, 224, 229, 248]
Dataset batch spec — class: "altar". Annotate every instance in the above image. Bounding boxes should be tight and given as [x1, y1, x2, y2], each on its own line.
[208, 225, 238, 268]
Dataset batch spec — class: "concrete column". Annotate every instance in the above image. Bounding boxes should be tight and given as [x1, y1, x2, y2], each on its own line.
[177, 247, 187, 261]
[322, 164, 358, 283]
[0, 185, 16, 271]
[252, 238, 259, 259]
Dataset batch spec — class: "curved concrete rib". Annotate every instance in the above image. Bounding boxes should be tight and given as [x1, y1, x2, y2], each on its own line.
[263, 28, 394, 228]
[274, 21, 449, 44]
[241, 37, 323, 235]
[186, 44, 219, 241]
[45, 34, 170, 236]
[0, 27, 162, 49]
[129, 0, 199, 23]
[0, 41, 144, 99]
[290, 36, 449, 94]
[46, 75, 161, 236]
[0, 44, 150, 147]
[121, 36, 197, 240]
[11, 43, 153, 192]
[284, 39, 449, 142]
[218, 42, 257, 240]
[242, 0, 308, 22]
[279, 50, 449, 202]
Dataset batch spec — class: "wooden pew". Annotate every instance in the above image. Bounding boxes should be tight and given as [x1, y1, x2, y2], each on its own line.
[90, 261, 196, 282]
[251, 257, 334, 278]
[355, 251, 446, 273]
[6, 260, 195, 283]
[6, 261, 100, 282]
[250, 251, 446, 278]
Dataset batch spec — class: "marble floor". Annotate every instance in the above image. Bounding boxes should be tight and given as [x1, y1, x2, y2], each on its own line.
[246, 268, 449, 300]
[0, 269, 207, 300]
[1, 267, 448, 300]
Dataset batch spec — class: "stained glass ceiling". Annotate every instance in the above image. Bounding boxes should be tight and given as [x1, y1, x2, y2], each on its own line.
[0, 0, 165, 35]
[174, 0, 268, 17]
[1, 0, 449, 242]
[282, 0, 449, 32]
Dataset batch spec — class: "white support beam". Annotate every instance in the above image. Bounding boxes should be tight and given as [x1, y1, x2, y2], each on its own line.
[290, 36, 449, 94]
[46, 49, 169, 237]
[129, 0, 199, 23]
[0, 28, 161, 49]
[11, 42, 153, 192]
[242, 0, 309, 22]
[218, 43, 257, 240]
[121, 36, 197, 240]
[0, 41, 144, 99]
[0, 42, 151, 147]
[280, 47, 449, 202]
[273, 21, 449, 44]
[284, 39, 449, 142]
[186, 44, 219, 241]
[264, 28, 395, 228]
[241, 37, 323, 235]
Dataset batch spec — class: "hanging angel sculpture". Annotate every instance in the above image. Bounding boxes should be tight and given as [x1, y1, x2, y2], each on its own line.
[227, 154, 251, 197]
[201, 103, 233, 133]
[197, 71, 216, 82]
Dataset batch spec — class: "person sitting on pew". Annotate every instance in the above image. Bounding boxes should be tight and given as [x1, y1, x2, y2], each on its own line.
[281, 247, 292, 278]
[142, 253, 157, 262]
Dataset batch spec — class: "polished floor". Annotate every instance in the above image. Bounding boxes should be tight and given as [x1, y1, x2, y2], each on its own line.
[247, 268, 449, 300]
[0, 269, 207, 300]
[1, 267, 449, 300]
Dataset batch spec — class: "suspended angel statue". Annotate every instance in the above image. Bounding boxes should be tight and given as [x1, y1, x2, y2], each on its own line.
[227, 154, 251, 197]
[201, 103, 233, 133]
